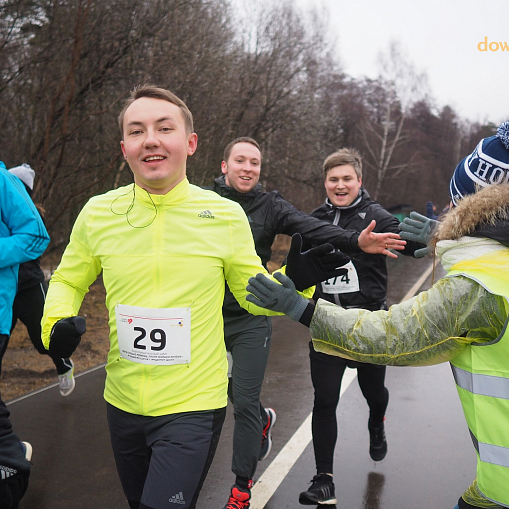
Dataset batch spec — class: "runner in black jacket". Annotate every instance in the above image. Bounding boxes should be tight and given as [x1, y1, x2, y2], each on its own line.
[211, 138, 408, 509]
[8, 165, 74, 397]
[299, 148, 422, 506]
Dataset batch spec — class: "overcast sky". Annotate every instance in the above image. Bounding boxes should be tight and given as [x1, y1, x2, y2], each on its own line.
[284, 0, 509, 125]
[294, 0, 509, 123]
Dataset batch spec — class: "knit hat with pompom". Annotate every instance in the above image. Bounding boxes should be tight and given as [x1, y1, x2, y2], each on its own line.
[449, 121, 509, 206]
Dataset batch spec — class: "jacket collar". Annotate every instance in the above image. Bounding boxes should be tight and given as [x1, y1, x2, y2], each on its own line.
[324, 187, 368, 211]
[134, 177, 190, 209]
[213, 174, 263, 199]
[437, 237, 507, 271]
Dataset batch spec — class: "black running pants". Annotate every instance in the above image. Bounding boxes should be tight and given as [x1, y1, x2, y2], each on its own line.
[10, 281, 70, 374]
[107, 404, 225, 509]
[309, 342, 388, 474]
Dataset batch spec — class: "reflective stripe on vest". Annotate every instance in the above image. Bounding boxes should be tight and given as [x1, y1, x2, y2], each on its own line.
[452, 365, 509, 400]
[469, 430, 509, 469]
[453, 365, 509, 468]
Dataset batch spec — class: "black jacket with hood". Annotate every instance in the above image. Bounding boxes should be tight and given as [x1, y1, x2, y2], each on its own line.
[309, 188, 421, 309]
[211, 175, 366, 316]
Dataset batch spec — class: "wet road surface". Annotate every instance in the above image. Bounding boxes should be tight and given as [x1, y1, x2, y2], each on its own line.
[8, 255, 476, 508]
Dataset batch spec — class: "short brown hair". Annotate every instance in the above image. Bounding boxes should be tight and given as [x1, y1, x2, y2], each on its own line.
[323, 148, 362, 179]
[223, 137, 262, 163]
[118, 84, 194, 137]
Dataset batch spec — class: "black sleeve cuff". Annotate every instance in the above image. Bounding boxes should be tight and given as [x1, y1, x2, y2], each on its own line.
[350, 232, 362, 251]
[299, 302, 315, 327]
[458, 497, 483, 509]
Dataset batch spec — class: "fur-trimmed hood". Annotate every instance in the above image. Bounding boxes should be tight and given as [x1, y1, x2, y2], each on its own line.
[434, 184, 509, 245]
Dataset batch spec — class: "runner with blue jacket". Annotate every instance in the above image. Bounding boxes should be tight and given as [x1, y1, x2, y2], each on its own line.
[0, 160, 50, 509]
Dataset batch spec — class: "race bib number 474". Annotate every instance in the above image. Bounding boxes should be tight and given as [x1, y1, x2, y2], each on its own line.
[321, 261, 360, 294]
[115, 304, 191, 365]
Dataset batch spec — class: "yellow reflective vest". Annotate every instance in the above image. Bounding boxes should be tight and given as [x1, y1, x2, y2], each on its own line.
[448, 251, 509, 507]
[42, 179, 307, 416]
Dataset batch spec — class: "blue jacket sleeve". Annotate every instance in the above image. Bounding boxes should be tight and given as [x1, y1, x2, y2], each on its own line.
[0, 166, 50, 269]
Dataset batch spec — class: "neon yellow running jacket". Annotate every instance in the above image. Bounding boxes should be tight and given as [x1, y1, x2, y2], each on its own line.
[42, 179, 308, 416]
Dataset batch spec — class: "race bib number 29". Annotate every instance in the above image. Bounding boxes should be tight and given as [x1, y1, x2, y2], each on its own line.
[115, 304, 191, 365]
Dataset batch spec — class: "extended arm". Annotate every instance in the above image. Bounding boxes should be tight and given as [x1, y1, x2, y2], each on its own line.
[310, 276, 505, 366]
[272, 195, 405, 256]
[224, 212, 316, 315]
[41, 208, 101, 350]
[246, 272, 506, 366]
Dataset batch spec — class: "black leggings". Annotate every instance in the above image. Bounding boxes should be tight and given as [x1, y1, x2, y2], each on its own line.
[10, 282, 70, 374]
[309, 342, 388, 474]
[0, 355, 31, 508]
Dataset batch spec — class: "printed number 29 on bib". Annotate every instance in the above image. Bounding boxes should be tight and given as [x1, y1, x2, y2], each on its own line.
[321, 261, 360, 294]
[115, 304, 191, 365]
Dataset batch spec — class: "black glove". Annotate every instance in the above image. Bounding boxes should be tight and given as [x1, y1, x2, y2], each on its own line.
[48, 316, 86, 358]
[0, 470, 30, 509]
[285, 233, 350, 291]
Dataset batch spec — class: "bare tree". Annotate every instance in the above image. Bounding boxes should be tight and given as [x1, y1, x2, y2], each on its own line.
[0, 0, 495, 248]
[358, 41, 429, 201]
[0, 0, 234, 243]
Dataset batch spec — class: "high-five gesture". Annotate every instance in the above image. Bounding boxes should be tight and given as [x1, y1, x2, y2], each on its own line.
[358, 220, 406, 258]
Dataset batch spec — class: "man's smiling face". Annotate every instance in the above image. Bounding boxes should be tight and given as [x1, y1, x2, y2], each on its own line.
[324, 164, 362, 207]
[221, 142, 261, 193]
[120, 97, 197, 195]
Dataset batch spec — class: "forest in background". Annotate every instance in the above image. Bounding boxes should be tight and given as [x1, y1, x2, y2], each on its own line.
[0, 0, 498, 251]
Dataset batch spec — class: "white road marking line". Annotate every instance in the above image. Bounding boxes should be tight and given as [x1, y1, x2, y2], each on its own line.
[251, 368, 357, 508]
[400, 260, 437, 302]
[251, 261, 435, 508]
[6, 363, 107, 405]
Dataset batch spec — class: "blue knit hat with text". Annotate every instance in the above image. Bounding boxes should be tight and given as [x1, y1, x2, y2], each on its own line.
[449, 120, 509, 206]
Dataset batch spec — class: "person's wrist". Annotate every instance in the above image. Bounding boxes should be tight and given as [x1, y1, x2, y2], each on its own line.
[299, 302, 315, 327]
[286, 295, 309, 322]
[350, 232, 361, 251]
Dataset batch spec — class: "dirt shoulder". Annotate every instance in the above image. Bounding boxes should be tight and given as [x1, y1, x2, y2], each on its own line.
[3, 278, 110, 402]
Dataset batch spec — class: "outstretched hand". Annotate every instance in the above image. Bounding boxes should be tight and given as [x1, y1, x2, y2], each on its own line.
[285, 233, 350, 291]
[358, 220, 406, 259]
[49, 316, 86, 359]
[399, 212, 438, 258]
[246, 272, 309, 322]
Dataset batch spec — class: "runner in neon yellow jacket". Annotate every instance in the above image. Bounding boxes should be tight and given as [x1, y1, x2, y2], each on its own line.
[40, 86, 348, 509]
[42, 177, 316, 416]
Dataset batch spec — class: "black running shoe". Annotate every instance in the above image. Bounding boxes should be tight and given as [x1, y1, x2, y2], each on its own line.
[299, 474, 337, 505]
[368, 419, 387, 461]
